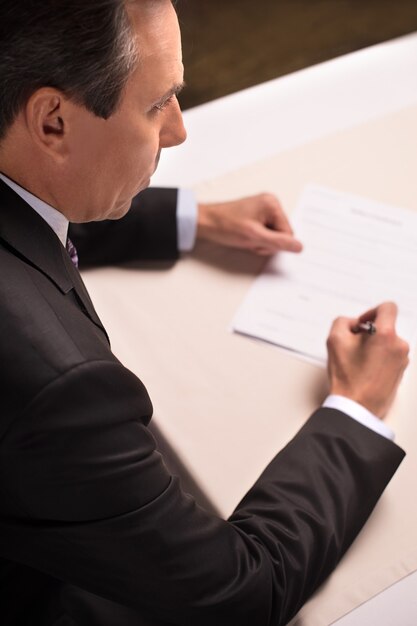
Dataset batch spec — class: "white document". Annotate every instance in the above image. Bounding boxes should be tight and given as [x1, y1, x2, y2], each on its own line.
[233, 185, 417, 363]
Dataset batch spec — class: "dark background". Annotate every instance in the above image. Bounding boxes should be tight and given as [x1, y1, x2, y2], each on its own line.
[176, 0, 417, 110]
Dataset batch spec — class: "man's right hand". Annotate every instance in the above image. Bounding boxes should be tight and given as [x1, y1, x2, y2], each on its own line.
[326, 302, 409, 418]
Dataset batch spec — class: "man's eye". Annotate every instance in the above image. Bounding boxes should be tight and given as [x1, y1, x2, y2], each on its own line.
[154, 95, 175, 112]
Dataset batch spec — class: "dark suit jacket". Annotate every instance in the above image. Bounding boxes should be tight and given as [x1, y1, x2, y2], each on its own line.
[0, 179, 405, 626]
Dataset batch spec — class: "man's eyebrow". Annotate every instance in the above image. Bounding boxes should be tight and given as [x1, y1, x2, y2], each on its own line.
[153, 81, 186, 107]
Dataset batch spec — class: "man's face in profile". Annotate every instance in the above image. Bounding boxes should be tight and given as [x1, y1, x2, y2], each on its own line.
[65, 0, 186, 223]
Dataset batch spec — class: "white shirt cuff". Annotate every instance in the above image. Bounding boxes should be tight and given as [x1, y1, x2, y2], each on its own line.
[322, 395, 395, 441]
[177, 188, 198, 252]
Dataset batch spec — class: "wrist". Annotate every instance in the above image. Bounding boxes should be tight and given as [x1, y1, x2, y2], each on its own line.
[329, 387, 387, 419]
[196, 203, 219, 241]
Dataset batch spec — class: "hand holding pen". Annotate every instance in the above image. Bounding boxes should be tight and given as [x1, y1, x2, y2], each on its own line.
[326, 302, 409, 418]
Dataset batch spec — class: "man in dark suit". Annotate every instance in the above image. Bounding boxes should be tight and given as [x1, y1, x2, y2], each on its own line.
[0, 1, 409, 625]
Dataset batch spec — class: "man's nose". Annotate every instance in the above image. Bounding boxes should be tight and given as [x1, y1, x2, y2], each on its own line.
[160, 98, 187, 148]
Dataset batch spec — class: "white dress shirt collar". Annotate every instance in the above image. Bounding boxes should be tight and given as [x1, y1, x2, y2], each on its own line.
[0, 172, 69, 247]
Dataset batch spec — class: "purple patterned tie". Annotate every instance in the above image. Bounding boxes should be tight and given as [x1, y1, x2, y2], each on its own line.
[66, 237, 79, 268]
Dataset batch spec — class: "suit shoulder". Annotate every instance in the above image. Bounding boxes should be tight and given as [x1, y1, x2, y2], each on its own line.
[0, 245, 115, 429]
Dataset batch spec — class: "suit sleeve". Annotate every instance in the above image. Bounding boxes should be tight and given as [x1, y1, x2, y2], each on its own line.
[0, 360, 405, 626]
[68, 188, 179, 268]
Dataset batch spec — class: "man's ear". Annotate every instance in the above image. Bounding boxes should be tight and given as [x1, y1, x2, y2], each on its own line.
[24, 88, 69, 161]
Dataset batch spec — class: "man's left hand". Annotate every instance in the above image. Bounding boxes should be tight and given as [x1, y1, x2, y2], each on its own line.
[197, 194, 303, 256]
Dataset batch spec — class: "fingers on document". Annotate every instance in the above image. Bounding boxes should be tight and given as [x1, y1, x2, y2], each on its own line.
[251, 224, 303, 254]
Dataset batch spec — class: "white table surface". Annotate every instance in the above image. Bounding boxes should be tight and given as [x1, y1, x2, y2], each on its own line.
[332, 570, 417, 626]
[85, 33, 417, 625]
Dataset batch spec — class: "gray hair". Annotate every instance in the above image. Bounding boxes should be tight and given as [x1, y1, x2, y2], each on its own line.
[0, 0, 145, 141]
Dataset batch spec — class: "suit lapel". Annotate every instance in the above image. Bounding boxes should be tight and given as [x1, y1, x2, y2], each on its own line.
[0, 179, 109, 342]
